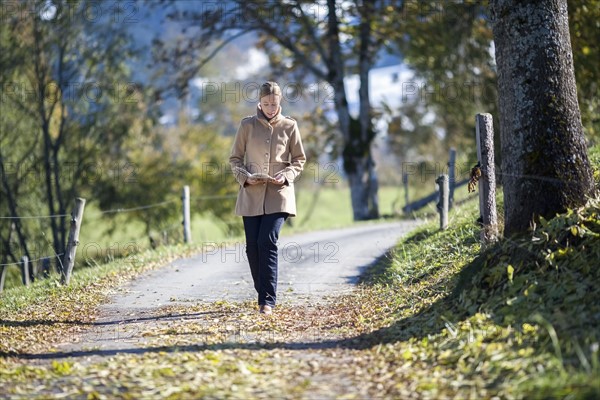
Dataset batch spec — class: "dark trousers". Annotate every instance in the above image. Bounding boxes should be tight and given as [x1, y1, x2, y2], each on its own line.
[242, 212, 288, 307]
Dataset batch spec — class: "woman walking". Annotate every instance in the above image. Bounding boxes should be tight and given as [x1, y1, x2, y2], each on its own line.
[229, 81, 306, 315]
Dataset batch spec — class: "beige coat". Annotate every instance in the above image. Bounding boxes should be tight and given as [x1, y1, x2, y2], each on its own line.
[229, 106, 306, 217]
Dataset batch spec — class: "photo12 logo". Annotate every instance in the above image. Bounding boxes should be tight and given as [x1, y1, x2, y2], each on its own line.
[199, 81, 335, 105]
[1, 158, 138, 186]
[1, 81, 140, 105]
[199, 241, 339, 264]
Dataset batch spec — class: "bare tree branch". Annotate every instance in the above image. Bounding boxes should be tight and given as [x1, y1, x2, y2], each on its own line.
[294, 0, 330, 66]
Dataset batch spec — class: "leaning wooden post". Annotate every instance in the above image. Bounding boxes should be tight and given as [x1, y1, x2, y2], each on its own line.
[20, 256, 30, 286]
[448, 148, 457, 209]
[182, 185, 192, 244]
[436, 174, 449, 230]
[61, 198, 86, 285]
[476, 113, 498, 243]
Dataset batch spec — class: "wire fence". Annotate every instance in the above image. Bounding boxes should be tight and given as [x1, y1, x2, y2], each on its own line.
[0, 253, 65, 267]
[98, 199, 179, 215]
[0, 191, 239, 286]
[0, 214, 69, 219]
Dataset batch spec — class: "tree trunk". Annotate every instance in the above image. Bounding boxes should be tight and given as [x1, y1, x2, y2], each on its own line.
[347, 153, 379, 220]
[51, 146, 66, 255]
[0, 152, 32, 267]
[327, 0, 350, 143]
[35, 17, 67, 261]
[356, 0, 379, 219]
[490, 0, 595, 236]
[42, 122, 62, 261]
[327, 0, 379, 220]
[33, 16, 62, 265]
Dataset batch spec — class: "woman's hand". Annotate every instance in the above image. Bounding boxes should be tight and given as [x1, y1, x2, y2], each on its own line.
[270, 174, 286, 185]
[246, 177, 260, 185]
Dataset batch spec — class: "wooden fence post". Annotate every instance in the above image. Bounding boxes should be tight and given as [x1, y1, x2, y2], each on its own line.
[182, 185, 192, 244]
[448, 148, 456, 209]
[20, 255, 30, 286]
[436, 174, 449, 230]
[476, 113, 498, 243]
[0, 265, 6, 293]
[62, 198, 86, 285]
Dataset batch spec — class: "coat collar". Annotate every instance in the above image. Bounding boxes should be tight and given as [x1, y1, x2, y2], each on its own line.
[256, 104, 283, 125]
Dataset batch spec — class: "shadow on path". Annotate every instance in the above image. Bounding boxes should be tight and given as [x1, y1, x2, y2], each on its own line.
[0, 310, 221, 329]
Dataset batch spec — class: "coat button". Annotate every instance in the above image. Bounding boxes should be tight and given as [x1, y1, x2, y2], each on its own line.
[266, 139, 270, 143]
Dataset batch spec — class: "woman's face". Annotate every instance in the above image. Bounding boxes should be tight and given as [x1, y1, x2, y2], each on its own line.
[260, 94, 281, 119]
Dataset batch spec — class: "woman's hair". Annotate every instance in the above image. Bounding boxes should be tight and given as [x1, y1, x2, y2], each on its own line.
[259, 81, 282, 99]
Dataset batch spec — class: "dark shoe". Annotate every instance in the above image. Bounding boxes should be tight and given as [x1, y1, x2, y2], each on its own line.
[259, 305, 273, 315]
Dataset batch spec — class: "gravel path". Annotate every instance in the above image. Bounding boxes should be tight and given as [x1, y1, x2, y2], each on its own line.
[59, 220, 420, 355]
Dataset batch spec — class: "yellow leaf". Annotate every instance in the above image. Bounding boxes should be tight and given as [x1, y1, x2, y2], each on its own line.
[507, 265, 514, 283]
